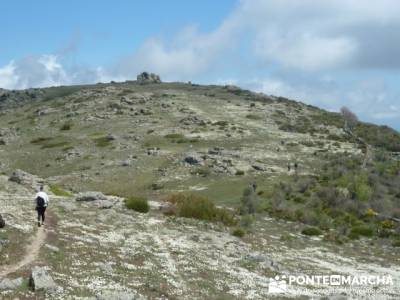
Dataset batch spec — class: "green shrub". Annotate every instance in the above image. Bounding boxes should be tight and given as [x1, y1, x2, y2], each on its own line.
[239, 215, 254, 228]
[213, 121, 229, 127]
[323, 232, 345, 245]
[164, 133, 185, 139]
[392, 240, 400, 247]
[167, 193, 236, 226]
[125, 196, 150, 213]
[246, 114, 263, 120]
[178, 195, 214, 220]
[60, 123, 72, 131]
[41, 141, 70, 149]
[192, 167, 211, 177]
[353, 175, 372, 202]
[349, 225, 374, 238]
[49, 185, 72, 197]
[235, 170, 245, 176]
[94, 136, 113, 147]
[232, 228, 245, 238]
[301, 226, 322, 236]
[381, 220, 395, 229]
[30, 137, 53, 144]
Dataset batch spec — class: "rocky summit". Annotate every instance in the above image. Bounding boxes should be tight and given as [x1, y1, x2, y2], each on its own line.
[0, 76, 399, 299]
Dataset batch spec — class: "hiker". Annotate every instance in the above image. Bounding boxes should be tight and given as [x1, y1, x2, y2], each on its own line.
[0, 213, 5, 228]
[250, 181, 257, 192]
[35, 186, 49, 227]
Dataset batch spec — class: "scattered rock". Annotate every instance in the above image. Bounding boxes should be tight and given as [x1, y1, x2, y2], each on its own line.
[151, 183, 164, 190]
[45, 244, 60, 253]
[319, 295, 349, 300]
[29, 266, 58, 292]
[147, 147, 160, 156]
[98, 262, 113, 275]
[137, 72, 161, 84]
[244, 254, 280, 271]
[92, 199, 114, 209]
[184, 154, 203, 165]
[179, 116, 206, 126]
[190, 235, 200, 242]
[208, 147, 223, 155]
[121, 159, 132, 167]
[58, 200, 78, 211]
[96, 290, 138, 300]
[0, 277, 23, 290]
[252, 164, 266, 171]
[76, 191, 107, 202]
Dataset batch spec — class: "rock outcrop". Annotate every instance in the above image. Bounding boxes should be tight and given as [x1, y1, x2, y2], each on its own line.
[76, 191, 107, 202]
[0, 277, 23, 290]
[8, 169, 43, 188]
[137, 72, 161, 84]
[29, 266, 58, 292]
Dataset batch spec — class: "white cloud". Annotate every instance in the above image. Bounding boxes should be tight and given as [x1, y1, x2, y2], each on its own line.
[0, 54, 107, 90]
[0, 62, 19, 89]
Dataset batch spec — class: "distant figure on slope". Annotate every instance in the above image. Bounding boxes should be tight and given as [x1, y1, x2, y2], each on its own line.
[35, 185, 49, 227]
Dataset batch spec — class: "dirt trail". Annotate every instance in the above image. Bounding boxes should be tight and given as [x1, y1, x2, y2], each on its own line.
[0, 218, 50, 279]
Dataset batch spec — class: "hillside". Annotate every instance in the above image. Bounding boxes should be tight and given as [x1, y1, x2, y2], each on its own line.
[0, 77, 399, 299]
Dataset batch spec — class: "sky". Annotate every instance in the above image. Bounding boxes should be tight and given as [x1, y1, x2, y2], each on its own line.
[0, 0, 399, 130]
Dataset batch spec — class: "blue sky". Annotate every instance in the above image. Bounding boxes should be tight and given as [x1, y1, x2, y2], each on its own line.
[1, 0, 399, 130]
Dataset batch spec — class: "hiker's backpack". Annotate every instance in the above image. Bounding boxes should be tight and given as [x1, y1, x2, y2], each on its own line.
[36, 196, 45, 208]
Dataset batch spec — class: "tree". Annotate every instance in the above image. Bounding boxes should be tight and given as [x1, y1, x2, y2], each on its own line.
[340, 107, 358, 132]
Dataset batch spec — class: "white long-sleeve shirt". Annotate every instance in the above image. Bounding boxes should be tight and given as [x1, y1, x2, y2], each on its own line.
[35, 191, 49, 207]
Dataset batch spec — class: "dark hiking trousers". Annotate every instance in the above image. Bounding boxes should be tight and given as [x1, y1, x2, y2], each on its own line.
[37, 207, 46, 223]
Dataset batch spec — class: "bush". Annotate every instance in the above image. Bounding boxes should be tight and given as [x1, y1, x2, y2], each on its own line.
[301, 226, 322, 236]
[192, 167, 211, 177]
[323, 231, 345, 245]
[246, 114, 263, 120]
[381, 220, 395, 229]
[94, 136, 113, 147]
[166, 193, 236, 226]
[60, 123, 72, 131]
[30, 137, 53, 144]
[164, 133, 185, 139]
[232, 228, 245, 237]
[125, 196, 150, 213]
[392, 240, 400, 247]
[49, 185, 72, 197]
[349, 225, 374, 238]
[235, 170, 245, 176]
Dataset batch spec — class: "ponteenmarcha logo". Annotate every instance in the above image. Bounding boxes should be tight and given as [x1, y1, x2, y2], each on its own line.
[268, 274, 393, 294]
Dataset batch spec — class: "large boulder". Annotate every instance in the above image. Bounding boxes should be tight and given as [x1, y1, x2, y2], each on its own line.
[8, 169, 43, 188]
[137, 72, 161, 84]
[184, 154, 204, 165]
[29, 266, 58, 292]
[76, 191, 107, 202]
[0, 277, 23, 290]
